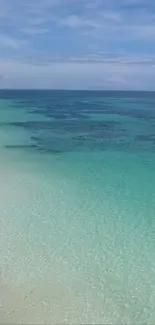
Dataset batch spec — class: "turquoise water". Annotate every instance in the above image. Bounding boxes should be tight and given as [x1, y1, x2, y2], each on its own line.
[0, 90, 155, 323]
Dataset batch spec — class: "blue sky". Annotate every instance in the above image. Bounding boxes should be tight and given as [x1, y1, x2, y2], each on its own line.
[0, 0, 155, 89]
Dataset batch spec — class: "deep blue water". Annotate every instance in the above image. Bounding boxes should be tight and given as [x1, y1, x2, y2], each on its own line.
[1, 90, 155, 153]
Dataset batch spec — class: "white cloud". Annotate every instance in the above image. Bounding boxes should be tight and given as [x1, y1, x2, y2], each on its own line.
[0, 35, 21, 50]
[21, 27, 50, 35]
[0, 57, 155, 90]
[102, 11, 122, 23]
[0, 0, 155, 89]
[107, 76, 128, 85]
[57, 15, 98, 28]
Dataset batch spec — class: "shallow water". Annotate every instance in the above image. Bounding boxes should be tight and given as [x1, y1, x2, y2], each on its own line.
[0, 90, 155, 323]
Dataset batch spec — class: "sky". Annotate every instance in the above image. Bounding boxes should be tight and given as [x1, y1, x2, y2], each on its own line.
[0, 0, 155, 89]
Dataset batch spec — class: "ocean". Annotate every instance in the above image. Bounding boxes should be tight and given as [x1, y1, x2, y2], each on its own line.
[0, 90, 155, 324]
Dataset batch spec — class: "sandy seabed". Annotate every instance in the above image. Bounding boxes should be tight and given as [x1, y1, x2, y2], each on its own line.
[1, 149, 155, 324]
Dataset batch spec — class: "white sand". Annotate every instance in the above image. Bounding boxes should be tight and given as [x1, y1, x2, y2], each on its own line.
[0, 154, 105, 324]
[1, 150, 155, 324]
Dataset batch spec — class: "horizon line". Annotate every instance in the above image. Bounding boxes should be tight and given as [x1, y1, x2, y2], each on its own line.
[0, 89, 155, 92]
